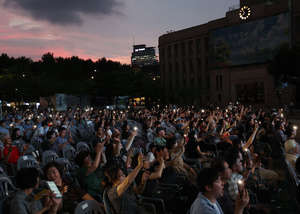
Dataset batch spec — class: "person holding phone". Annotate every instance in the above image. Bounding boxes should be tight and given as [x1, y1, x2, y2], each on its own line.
[103, 153, 150, 214]
[44, 161, 103, 213]
[10, 168, 62, 214]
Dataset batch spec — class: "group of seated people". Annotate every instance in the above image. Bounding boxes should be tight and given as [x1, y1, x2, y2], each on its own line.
[0, 102, 299, 214]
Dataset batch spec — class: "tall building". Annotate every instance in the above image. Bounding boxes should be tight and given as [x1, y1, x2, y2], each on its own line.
[131, 44, 158, 67]
[159, 0, 300, 109]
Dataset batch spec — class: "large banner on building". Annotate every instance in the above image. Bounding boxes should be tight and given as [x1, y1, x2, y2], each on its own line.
[209, 13, 289, 68]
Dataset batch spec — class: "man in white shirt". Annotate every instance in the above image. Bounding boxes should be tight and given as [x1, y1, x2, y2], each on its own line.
[32, 121, 48, 139]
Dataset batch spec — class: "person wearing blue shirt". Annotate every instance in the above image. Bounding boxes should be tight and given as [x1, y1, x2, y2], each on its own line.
[190, 168, 248, 214]
[0, 120, 10, 134]
[52, 127, 74, 156]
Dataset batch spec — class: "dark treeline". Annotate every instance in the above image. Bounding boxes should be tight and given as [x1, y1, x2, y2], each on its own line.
[0, 52, 162, 106]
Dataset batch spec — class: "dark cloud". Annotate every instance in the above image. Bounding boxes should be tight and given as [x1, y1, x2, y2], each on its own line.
[3, 0, 124, 25]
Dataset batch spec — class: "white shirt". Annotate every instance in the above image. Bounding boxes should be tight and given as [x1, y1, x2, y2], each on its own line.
[33, 127, 46, 138]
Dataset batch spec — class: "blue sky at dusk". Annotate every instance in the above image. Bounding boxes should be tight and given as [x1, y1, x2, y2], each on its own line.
[0, 0, 238, 64]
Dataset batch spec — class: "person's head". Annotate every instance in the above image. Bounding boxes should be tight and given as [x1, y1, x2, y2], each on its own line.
[16, 168, 40, 190]
[42, 121, 48, 128]
[44, 161, 63, 184]
[196, 168, 223, 199]
[211, 158, 232, 181]
[46, 131, 55, 140]
[12, 128, 20, 137]
[156, 146, 169, 160]
[102, 165, 125, 189]
[58, 127, 66, 138]
[0, 134, 11, 145]
[166, 137, 178, 150]
[95, 126, 104, 136]
[95, 116, 100, 122]
[0, 120, 5, 128]
[225, 152, 243, 173]
[24, 119, 30, 125]
[148, 143, 157, 153]
[284, 139, 298, 154]
[275, 121, 284, 131]
[110, 119, 115, 127]
[188, 130, 197, 142]
[154, 121, 161, 128]
[156, 127, 165, 137]
[75, 151, 92, 167]
[208, 122, 216, 131]
[232, 138, 243, 149]
[122, 122, 129, 132]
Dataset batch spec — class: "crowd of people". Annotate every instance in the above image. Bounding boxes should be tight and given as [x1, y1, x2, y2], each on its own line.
[0, 102, 299, 214]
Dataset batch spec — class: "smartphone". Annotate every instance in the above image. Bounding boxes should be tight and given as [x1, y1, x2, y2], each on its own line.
[46, 181, 62, 198]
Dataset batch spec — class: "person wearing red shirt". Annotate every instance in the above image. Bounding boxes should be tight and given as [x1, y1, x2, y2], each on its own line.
[0, 133, 29, 165]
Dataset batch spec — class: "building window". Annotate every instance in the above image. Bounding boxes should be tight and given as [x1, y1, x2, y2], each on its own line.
[207, 77, 210, 89]
[198, 77, 202, 89]
[216, 76, 219, 89]
[175, 44, 178, 56]
[189, 40, 193, 53]
[168, 46, 171, 58]
[197, 39, 201, 51]
[190, 60, 194, 72]
[169, 63, 172, 74]
[176, 62, 179, 73]
[184, 79, 187, 86]
[182, 61, 186, 72]
[181, 42, 185, 56]
[169, 81, 172, 90]
[199, 96, 202, 105]
[220, 75, 222, 89]
[218, 94, 221, 102]
[236, 83, 265, 103]
[177, 80, 179, 87]
[198, 58, 201, 71]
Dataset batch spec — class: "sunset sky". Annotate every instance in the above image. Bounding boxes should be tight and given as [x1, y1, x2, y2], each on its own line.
[0, 0, 238, 64]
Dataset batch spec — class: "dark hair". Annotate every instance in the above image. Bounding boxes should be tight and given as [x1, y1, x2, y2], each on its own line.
[211, 158, 226, 174]
[42, 121, 49, 127]
[166, 137, 177, 150]
[0, 120, 5, 125]
[275, 121, 283, 130]
[122, 122, 128, 132]
[16, 168, 39, 190]
[75, 151, 91, 167]
[58, 127, 66, 133]
[196, 168, 219, 193]
[11, 128, 20, 138]
[225, 152, 239, 169]
[43, 161, 63, 179]
[188, 130, 196, 142]
[46, 131, 54, 139]
[155, 146, 165, 154]
[232, 138, 242, 148]
[102, 165, 122, 189]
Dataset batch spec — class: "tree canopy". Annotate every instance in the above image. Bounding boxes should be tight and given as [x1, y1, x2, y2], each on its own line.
[0, 53, 162, 106]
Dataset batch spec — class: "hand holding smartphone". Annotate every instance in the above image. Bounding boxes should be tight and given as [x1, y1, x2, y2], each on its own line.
[46, 181, 62, 199]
